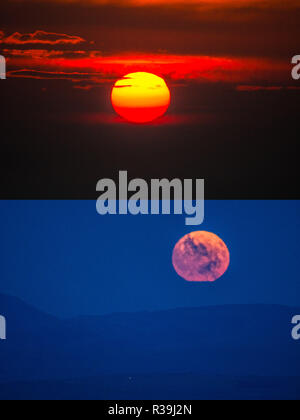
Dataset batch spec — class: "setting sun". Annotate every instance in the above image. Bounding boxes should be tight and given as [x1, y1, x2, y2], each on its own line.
[111, 72, 171, 124]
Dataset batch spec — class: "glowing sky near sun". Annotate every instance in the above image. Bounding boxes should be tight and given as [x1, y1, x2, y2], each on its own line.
[1, 0, 298, 91]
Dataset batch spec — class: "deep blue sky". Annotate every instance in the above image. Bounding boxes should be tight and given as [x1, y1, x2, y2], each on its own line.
[0, 200, 299, 317]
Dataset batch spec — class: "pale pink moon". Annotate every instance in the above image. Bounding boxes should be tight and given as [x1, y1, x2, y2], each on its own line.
[172, 231, 230, 282]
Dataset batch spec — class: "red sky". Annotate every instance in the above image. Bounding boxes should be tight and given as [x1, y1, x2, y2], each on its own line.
[1, 0, 299, 202]
[1, 0, 299, 88]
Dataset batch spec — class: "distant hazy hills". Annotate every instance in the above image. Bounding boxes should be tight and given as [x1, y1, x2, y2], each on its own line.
[0, 293, 300, 399]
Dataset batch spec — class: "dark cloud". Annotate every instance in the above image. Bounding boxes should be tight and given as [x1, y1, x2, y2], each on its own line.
[1, 1, 299, 58]
[0, 30, 85, 46]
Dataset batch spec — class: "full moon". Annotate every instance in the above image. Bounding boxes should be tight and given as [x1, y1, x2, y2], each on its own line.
[111, 72, 171, 123]
[172, 231, 230, 282]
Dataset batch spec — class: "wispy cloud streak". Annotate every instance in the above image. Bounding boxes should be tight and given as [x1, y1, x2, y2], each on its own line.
[0, 30, 85, 46]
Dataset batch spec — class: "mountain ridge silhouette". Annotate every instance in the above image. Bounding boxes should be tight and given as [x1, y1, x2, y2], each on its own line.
[1, 293, 300, 398]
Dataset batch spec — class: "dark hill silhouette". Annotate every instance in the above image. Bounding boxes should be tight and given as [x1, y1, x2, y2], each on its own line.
[0, 293, 59, 331]
[1, 294, 300, 399]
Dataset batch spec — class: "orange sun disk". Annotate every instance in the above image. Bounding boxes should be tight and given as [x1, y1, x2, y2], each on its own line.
[111, 72, 171, 124]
